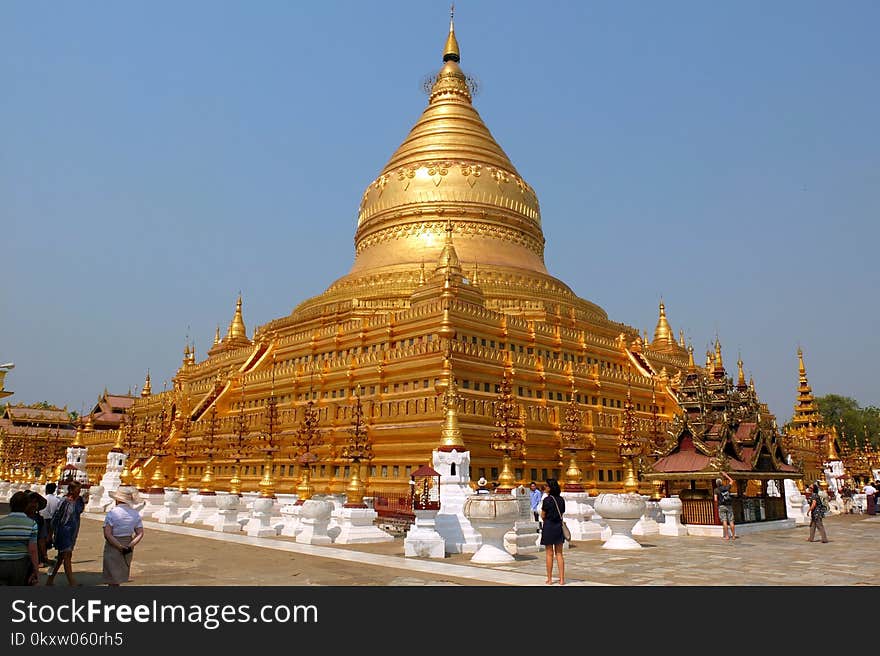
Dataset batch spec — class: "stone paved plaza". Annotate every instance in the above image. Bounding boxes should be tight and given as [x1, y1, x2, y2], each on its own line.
[22, 510, 880, 587]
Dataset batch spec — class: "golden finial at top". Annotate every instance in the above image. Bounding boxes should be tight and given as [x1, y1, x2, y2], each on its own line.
[652, 300, 677, 352]
[737, 357, 746, 388]
[444, 3, 460, 62]
[714, 337, 724, 371]
[213, 325, 221, 346]
[798, 346, 806, 379]
[226, 294, 249, 343]
[687, 344, 695, 369]
[141, 370, 152, 397]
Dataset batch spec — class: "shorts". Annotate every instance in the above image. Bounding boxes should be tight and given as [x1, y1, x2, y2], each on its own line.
[718, 505, 734, 523]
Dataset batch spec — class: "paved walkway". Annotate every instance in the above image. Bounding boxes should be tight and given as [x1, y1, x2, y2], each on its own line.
[31, 511, 880, 586]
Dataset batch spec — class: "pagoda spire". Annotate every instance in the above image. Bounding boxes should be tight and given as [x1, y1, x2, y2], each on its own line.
[443, 3, 460, 63]
[438, 350, 465, 450]
[435, 219, 462, 275]
[226, 294, 247, 342]
[651, 301, 676, 352]
[687, 344, 696, 371]
[737, 357, 747, 390]
[141, 370, 152, 397]
[213, 325, 221, 347]
[714, 337, 725, 374]
[679, 329, 686, 348]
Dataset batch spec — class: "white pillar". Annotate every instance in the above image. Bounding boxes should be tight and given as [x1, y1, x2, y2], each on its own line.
[98, 450, 127, 506]
[404, 509, 445, 558]
[156, 490, 189, 524]
[504, 486, 541, 555]
[213, 494, 243, 533]
[334, 505, 394, 544]
[561, 491, 604, 541]
[432, 449, 482, 554]
[632, 498, 661, 536]
[245, 497, 279, 537]
[296, 499, 333, 545]
[658, 497, 688, 536]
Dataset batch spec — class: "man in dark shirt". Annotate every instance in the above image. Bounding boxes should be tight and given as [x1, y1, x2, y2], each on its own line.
[714, 471, 736, 541]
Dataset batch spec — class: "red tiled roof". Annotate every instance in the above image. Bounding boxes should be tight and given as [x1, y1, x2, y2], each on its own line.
[734, 423, 757, 442]
[653, 447, 752, 473]
[5, 406, 71, 422]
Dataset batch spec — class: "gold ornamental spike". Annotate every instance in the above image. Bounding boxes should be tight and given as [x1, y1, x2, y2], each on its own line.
[737, 358, 746, 388]
[213, 325, 221, 346]
[226, 294, 247, 341]
[444, 4, 460, 63]
[798, 347, 807, 381]
[714, 337, 724, 370]
[141, 370, 152, 397]
[653, 301, 673, 345]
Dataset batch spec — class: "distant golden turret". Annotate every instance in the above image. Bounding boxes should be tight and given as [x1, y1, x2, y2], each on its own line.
[651, 302, 676, 352]
[227, 295, 247, 341]
[737, 358, 747, 389]
[141, 371, 151, 397]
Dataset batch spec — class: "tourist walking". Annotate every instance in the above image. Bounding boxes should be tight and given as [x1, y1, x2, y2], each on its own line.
[540, 478, 566, 585]
[102, 487, 144, 586]
[529, 481, 542, 524]
[714, 471, 736, 540]
[38, 483, 61, 567]
[840, 484, 854, 514]
[0, 491, 41, 586]
[863, 481, 877, 516]
[807, 483, 829, 543]
[46, 481, 85, 586]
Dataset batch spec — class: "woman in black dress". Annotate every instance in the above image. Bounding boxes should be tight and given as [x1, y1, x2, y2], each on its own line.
[540, 478, 566, 585]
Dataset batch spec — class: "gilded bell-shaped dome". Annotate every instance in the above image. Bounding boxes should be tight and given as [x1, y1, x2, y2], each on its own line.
[352, 16, 546, 276]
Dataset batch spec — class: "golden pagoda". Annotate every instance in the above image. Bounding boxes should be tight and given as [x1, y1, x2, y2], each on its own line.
[116, 14, 695, 497]
[783, 347, 841, 487]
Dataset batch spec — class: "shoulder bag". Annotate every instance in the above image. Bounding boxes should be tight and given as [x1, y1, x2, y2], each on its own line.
[551, 495, 571, 541]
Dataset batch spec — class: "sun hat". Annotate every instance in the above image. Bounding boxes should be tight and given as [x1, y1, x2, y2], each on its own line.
[110, 486, 138, 505]
[477, 477, 488, 487]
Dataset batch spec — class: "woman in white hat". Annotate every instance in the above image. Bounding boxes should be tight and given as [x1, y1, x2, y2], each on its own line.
[102, 487, 144, 586]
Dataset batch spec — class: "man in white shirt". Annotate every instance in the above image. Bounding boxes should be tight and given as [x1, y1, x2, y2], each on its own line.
[863, 481, 877, 515]
[38, 483, 61, 566]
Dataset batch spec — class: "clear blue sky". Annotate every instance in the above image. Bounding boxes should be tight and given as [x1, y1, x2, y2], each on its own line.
[3, 1, 878, 422]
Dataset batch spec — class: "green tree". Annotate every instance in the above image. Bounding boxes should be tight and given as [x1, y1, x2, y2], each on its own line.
[815, 395, 879, 448]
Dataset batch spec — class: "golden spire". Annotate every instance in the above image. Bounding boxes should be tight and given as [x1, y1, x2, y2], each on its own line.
[737, 358, 746, 389]
[687, 344, 696, 370]
[350, 9, 549, 280]
[227, 295, 247, 341]
[71, 422, 84, 448]
[111, 425, 125, 452]
[141, 370, 152, 397]
[438, 351, 465, 450]
[443, 4, 460, 63]
[798, 346, 807, 381]
[679, 329, 686, 348]
[471, 261, 479, 286]
[714, 337, 724, 371]
[705, 349, 713, 372]
[418, 261, 426, 286]
[84, 414, 94, 432]
[652, 301, 674, 346]
[435, 220, 462, 275]
[214, 325, 221, 346]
